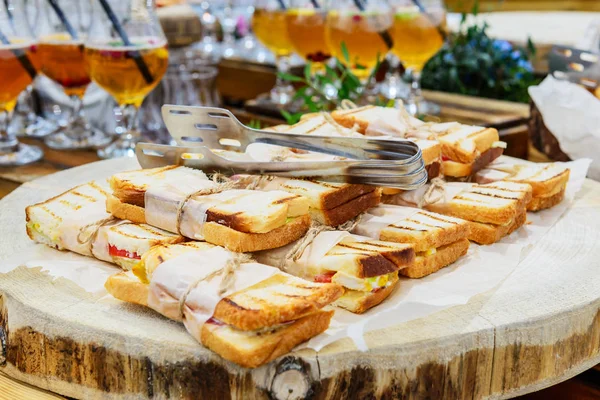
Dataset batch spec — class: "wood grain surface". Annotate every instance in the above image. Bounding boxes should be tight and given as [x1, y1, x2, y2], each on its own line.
[0, 158, 599, 399]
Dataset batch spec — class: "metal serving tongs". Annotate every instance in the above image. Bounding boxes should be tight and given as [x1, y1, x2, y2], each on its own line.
[135, 105, 428, 189]
[549, 45, 600, 90]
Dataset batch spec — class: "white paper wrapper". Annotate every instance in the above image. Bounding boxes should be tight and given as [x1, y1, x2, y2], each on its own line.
[300, 157, 591, 351]
[393, 181, 472, 206]
[354, 206, 422, 239]
[147, 247, 278, 339]
[529, 76, 600, 180]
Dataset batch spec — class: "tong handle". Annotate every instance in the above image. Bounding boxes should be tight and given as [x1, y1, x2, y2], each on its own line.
[161, 105, 422, 161]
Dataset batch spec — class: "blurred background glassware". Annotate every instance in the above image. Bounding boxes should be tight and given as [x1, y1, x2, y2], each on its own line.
[325, 0, 393, 81]
[252, 0, 295, 105]
[142, 62, 220, 144]
[379, 52, 409, 101]
[286, 0, 330, 74]
[38, 0, 112, 150]
[8, 0, 59, 138]
[86, 0, 169, 158]
[190, 0, 222, 63]
[0, 0, 44, 166]
[390, 0, 446, 115]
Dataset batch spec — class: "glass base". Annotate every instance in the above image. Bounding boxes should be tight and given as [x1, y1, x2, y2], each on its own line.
[97, 136, 138, 159]
[11, 115, 59, 138]
[0, 140, 43, 166]
[45, 126, 113, 150]
[270, 84, 294, 106]
[405, 99, 441, 116]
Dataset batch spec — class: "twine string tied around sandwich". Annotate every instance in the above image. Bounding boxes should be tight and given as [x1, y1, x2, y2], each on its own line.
[175, 174, 272, 236]
[417, 177, 447, 209]
[76, 216, 116, 249]
[282, 214, 363, 270]
[177, 251, 252, 320]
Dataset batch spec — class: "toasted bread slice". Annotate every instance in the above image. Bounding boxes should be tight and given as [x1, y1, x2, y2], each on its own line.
[26, 181, 110, 251]
[201, 310, 333, 368]
[425, 182, 532, 225]
[434, 125, 499, 164]
[332, 273, 399, 314]
[105, 271, 336, 369]
[215, 273, 343, 330]
[475, 160, 570, 198]
[310, 190, 381, 226]
[270, 178, 376, 211]
[109, 166, 210, 207]
[401, 238, 470, 278]
[317, 239, 413, 279]
[105, 223, 184, 270]
[467, 210, 526, 245]
[133, 241, 215, 283]
[528, 188, 566, 212]
[372, 209, 470, 252]
[331, 105, 423, 136]
[441, 147, 504, 178]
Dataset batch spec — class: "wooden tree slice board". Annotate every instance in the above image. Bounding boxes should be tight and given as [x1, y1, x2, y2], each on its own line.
[1, 158, 600, 399]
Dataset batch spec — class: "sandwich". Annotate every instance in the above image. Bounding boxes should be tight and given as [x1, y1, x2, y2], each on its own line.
[331, 105, 504, 179]
[105, 243, 344, 368]
[330, 105, 442, 181]
[475, 157, 570, 211]
[353, 205, 470, 278]
[257, 177, 381, 227]
[25, 181, 184, 269]
[107, 166, 312, 252]
[384, 181, 532, 245]
[255, 231, 414, 313]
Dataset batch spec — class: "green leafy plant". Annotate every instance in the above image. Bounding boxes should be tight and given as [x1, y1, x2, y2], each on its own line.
[247, 119, 263, 129]
[278, 42, 383, 124]
[421, 8, 538, 103]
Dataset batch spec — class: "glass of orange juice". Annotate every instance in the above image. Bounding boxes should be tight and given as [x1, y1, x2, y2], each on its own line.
[86, 0, 169, 158]
[38, 0, 113, 150]
[390, 0, 446, 115]
[325, 0, 393, 82]
[0, 0, 44, 166]
[286, 0, 330, 74]
[253, 0, 296, 105]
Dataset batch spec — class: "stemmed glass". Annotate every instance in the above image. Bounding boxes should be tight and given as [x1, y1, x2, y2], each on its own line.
[0, 0, 44, 166]
[389, 0, 446, 115]
[38, 0, 112, 149]
[325, 0, 393, 82]
[252, 0, 295, 105]
[286, 0, 330, 75]
[86, 0, 169, 158]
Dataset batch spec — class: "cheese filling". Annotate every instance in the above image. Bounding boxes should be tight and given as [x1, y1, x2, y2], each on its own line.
[331, 271, 396, 292]
[417, 247, 437, 257]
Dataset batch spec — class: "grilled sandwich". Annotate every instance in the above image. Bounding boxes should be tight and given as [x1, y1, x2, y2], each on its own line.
[107, 166, 312, 252]
[384, 181, 532, 245]
[331, 105, 503, 179]
[25, 181, 184, 269]
[105, 243, 343, 368]
[330, 105, 442, 180]
[255, 233, 414, 313]
[354, 205, 470, 278]
[475, 157, 570, 211]
[258, 177, 381, 227]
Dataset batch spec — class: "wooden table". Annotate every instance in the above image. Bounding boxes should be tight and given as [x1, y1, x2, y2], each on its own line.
[1, 158, 600, 399]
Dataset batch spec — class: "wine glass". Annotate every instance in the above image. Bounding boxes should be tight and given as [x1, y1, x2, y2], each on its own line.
[325, 0, 393, 82]
[389, 0, 446, 115]
[86, 0, 169, 158]
[38, 0, 112, 150]
[286, 0, 330, 75]
[0, 0, 44, 166]
[252, 0, 295, 105]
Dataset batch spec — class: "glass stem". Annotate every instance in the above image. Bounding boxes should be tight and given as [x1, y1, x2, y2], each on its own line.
[406, 68, 423, 115]
[68, 95, 88, 139]
[275, 55, 291, 88]
[120, 104, 141, 142]
[0, 110, 18, 153]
